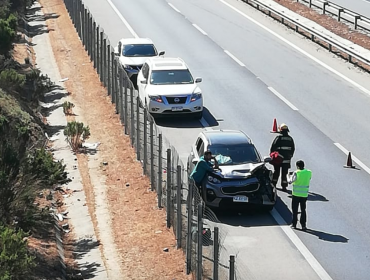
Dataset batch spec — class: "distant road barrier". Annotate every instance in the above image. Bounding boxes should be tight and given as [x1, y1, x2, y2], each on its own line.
[241, 0, 370, 71]
[297, 0, 370, 32]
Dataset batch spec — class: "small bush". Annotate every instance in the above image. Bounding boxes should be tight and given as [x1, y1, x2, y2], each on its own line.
[0, 224, 35, 280]
[62, 101, 75, 115]
[64, 121, 90, 152]
[0, 14, 17, 54]
[0, 69, 25, 91]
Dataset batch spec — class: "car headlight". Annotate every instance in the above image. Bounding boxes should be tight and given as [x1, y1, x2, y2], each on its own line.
[208, 176, 221, 184]
[190, 92, 202, 102]
[149, 95, 163, 103]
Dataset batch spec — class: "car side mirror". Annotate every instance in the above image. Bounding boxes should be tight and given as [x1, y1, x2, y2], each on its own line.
[263, 156, 272, 163]
[192, 158, 198, 165]
[195, 77, 202, 83]
[158, 51, 165, 56]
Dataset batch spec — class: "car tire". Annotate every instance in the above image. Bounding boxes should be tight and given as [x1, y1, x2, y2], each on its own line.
[193, 112, 203, 120]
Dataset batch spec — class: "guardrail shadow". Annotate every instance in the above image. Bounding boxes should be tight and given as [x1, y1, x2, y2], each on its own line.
[155, 107, 219, 128]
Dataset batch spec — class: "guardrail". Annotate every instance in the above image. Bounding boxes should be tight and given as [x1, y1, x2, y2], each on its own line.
[241, 0, 370, 70]
[297, 0, 370, 32]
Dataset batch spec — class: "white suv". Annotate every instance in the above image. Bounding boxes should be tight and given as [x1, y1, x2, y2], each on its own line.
[114, 38, 165, 80]
[137, 57, 203, 119]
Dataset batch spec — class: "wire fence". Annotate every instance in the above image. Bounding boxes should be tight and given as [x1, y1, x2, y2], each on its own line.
[62, 0, 238, 278]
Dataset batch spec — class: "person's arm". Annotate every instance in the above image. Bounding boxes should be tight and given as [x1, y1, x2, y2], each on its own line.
[290, 136, 295, 157]
[270, 136, 279, 153]
[288, 171, 297, 184]
[213, 157, 219, 169]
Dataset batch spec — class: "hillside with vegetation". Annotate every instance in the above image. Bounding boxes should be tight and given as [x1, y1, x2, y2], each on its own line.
[0, 1, 71, 279]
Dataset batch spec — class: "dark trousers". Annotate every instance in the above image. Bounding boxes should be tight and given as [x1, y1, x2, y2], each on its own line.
[292, 196, 307, 227]
[272, 163, 290, 187]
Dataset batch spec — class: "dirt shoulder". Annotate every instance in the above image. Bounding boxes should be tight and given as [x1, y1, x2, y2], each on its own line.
[39, 0, 191, 279]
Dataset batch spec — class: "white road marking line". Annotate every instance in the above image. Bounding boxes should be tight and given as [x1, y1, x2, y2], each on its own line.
[268, 86, 299, 111]
[106, 0, 138, 38]
[168, 3, 181, 13]
[219, 0, 370, 97]
[224, 50, 245, 67]
[192, 24, 208, 35]
[271, 209, 333, 280]
[334, 143, 370, 174]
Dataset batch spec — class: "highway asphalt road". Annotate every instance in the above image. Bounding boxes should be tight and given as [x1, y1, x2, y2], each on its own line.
[81, 0, 370, 279]
[330, 0, 370, 18]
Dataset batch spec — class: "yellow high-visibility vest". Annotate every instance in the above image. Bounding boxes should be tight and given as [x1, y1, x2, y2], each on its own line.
[292, 169, 312, 197]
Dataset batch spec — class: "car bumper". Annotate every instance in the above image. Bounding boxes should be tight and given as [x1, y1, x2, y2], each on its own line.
[202, 182, 276, 209]
[148, 98, 203, 115]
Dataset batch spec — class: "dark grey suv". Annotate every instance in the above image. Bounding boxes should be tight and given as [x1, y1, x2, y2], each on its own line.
[188, 130, 276, 211]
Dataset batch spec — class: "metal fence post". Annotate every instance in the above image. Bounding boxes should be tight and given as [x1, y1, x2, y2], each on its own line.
[84, 9, 88, 50]
[136, 96, 140, 160]
[96, 26, 99, 72]
[150, 118, 154, 190]
[166, 149, 171, 228]
[214, 227, 219, 280]
[119, 68, 124, 122]
[124, 79, 128, 134]
[229, 256, 235, 280]
[143, 109, 148, 174]
[158, 134, 163, 208]
[92, 21, 96, 67]
[103, 38, 107, 86]
[89, 15, 92, 56]
[113, 58, 117, 105]
[81, 4, 84, 43]
[108, 47, 111, 95]
[176, 165, 182, 249]
[354, 15, 360, 29]
[338, 8, 344, 22]
[130, 87, 134, 144]
[186, 182, 193, 274]
[197, 203, 203, 280]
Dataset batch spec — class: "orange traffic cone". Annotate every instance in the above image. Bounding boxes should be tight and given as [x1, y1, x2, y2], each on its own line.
[343, 152, 356, 169]
[270, 118, 278, 133]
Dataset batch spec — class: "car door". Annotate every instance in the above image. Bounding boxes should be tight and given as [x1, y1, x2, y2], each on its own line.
[137, 63, 149, 105]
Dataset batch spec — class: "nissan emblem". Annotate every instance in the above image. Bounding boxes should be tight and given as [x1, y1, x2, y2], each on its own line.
[174, 97, 180, 103]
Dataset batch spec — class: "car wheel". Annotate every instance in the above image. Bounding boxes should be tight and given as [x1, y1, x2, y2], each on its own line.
[193, 112, 203, 120]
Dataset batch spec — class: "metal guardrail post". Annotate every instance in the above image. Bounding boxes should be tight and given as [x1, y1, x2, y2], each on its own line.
[89, 15, 92, 56]
[186, 181, 193, 274]
[166, 149, 171, 228]
[213, 227, 219, 280]
[93, 21, 96, 67]
[130, 87, 134, 144]
[96, 26, 99, 73]
[323, 1, 328, 15]
[124, 79, 128, 134]
[84, 9, 88, 51]
[111, 52, 116, 102]
[338, 8, 344, 22]
[143, 109, 148, 174]
[103, 38, 107, 86]
[309, 0, 312, 8]
[197, 203, 203, 280]
[107, 48, 111, 96]
[176, 165, 182, 249]
[150, 118, 154, 190]
[136, 96, 140, 160]
[158, 134, 163, 208]
[354, 15, 360, 29]
[119, 68, 124, 122]
[229, 256, 235, 280]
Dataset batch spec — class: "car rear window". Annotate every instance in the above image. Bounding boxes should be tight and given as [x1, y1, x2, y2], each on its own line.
[122, 44, 157, 57]
[150, 70, 194, 85]
[209, 144, 261, 165]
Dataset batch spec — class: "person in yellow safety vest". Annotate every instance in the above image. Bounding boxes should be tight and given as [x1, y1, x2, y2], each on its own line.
[288, 160, 312, 231]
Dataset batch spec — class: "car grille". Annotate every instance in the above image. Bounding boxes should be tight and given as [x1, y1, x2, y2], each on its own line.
[221, 183, 260, 195]
[166, 96, 187, 104]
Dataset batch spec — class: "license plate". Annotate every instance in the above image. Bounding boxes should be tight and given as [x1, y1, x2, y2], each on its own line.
[233, 196, 248, 203]
[171, 106, 183, 111]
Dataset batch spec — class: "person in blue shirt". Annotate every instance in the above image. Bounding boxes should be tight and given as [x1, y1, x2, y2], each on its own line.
[190, 150, 219, 187]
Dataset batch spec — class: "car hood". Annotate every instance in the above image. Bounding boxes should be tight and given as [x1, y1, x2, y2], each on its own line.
[215, 163, 265, 179]
[119, 56, 151, 66]
[147, 84, 201, 96]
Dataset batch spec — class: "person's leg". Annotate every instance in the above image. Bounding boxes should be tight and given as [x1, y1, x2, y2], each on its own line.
[291, 196, 299, 228]
[281, 164, 289, 190]
[300, 197, 308, 229]
[272, 165, 281, 187]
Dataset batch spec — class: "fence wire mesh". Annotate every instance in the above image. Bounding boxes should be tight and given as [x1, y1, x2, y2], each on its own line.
[63, 0, 237, 278]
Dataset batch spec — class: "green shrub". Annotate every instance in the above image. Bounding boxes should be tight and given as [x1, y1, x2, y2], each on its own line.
[64, 121, 91, 152]
[0, 69, 25, 91]
[0, 224, 35, 280]
[0, 14, 17, 54]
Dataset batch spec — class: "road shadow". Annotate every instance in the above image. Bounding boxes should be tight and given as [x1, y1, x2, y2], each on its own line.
[154, 107, 219, 128]
[280, 188, 329, 202]
[214, 207, 276, 227]
[301, 228, 349, 243]
[45, 124, 65, 137]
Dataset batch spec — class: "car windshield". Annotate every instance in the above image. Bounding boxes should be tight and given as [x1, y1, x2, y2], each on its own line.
[209, 144, 261, 166]
[150, 70, 194, 85]
[122, 44, 157, 57]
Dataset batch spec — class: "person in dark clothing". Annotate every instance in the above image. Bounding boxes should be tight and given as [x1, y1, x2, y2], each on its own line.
[190, 150, 219, 188]
[270, 123, 295, 191]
